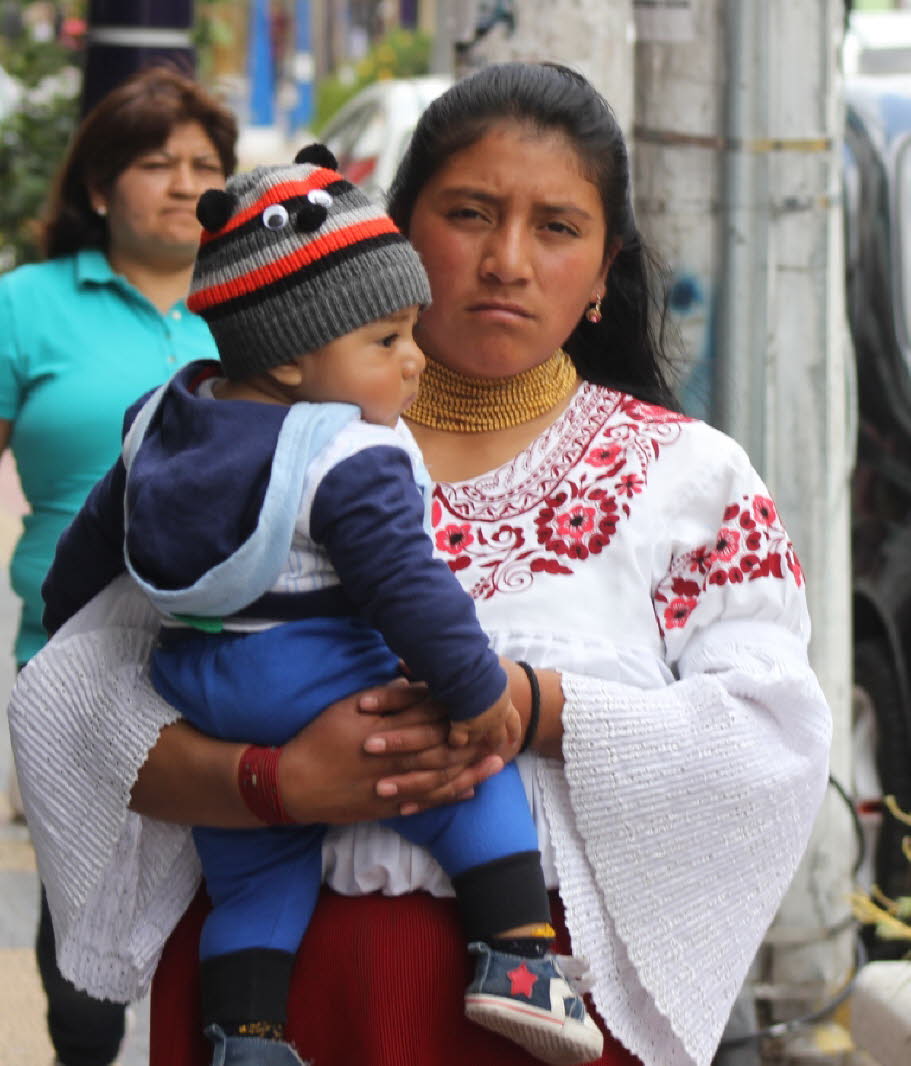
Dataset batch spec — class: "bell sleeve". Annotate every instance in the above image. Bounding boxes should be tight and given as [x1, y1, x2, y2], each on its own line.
[539, 442, 832, 1066]
[8, 575, 200, 1001]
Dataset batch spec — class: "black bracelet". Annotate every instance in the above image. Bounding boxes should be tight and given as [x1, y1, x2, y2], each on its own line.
[516, 660, 541, 754]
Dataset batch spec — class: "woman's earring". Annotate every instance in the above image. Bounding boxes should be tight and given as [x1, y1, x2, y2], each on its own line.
[585, 295, 602, 324]
[95, 204, 107, 217]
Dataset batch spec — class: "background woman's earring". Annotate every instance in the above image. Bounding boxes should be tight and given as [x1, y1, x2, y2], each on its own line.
[585, 296, 602, 324]
[95, 204, 107, 217]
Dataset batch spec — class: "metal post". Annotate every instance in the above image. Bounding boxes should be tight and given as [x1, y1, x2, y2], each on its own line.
[714, 0, 769, 464]
[82, 0, 195, 116]
[248, 0, 275, 127]
[289, 0, 314, 133]
[400, 0, 418, 30]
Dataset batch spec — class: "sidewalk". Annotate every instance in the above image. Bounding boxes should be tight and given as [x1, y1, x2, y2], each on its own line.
[0, 452, 149, 1066]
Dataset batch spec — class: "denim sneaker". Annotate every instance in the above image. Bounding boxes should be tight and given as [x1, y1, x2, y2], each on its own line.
[205, 1025, 311, 1066]
[464, 943, 604, 1064]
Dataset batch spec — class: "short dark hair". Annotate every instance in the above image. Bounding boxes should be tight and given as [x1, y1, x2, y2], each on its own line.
[388, 62, 680, 410]
[43, 65, 238, 260]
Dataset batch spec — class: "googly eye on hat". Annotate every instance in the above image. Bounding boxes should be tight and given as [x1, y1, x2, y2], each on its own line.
[187, 143, 431, 380]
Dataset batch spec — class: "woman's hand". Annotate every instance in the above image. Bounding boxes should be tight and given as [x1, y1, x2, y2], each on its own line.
[279, 677, 505, 822]
[129, 667, 563, 830]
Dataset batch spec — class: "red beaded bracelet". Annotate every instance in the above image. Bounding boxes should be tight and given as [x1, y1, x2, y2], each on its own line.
[237, 745, 294, 825]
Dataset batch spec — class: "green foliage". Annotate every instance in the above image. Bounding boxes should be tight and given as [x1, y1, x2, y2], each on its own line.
[314, 28, 431, 133]
[0, 3, 80, 270]
[193, 0, 235, 83]
[0, 88, 77, 269]
[0, 1, 231, 271]
[2, 34, 67, 85]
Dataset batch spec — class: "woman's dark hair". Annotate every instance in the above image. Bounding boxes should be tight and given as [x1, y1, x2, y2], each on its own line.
[388, 62, 680, 409]
[43, 65, 238, 260]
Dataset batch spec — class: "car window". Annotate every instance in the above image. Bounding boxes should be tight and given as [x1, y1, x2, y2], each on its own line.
[324, 102, 386, 188]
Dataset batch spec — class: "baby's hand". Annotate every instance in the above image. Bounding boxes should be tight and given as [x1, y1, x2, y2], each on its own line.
[448, 689, 521, 757]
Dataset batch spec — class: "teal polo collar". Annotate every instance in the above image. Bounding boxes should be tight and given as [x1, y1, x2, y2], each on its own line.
[74, 248, 191, 314]
[74, 248, 118, 286]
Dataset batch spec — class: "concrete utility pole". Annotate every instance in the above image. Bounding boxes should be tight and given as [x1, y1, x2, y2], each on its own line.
[444, 0, 635, 133]
[455, 0, 856, 1059]
[636, 1, 855, 1059]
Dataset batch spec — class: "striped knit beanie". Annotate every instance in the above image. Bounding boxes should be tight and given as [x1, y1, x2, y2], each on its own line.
[186, 144, 431, 380]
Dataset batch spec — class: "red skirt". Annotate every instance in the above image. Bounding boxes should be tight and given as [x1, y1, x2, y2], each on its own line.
[150, 887, 642, 1066]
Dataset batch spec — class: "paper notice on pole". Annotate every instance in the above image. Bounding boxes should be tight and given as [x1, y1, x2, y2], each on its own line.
[633, 0, 695, 42]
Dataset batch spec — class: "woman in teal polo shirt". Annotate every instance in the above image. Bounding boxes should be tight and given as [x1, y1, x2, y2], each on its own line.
[0, 67, 236, 1066]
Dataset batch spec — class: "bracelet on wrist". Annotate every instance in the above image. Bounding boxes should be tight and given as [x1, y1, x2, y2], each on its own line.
[237, 744, 294, 825]
[515, 661, 541, 754]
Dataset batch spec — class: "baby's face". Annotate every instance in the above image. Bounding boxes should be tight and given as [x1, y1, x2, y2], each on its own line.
[292, 305, 425, 426]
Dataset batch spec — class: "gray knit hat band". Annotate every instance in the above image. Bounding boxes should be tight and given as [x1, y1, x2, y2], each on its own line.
[206, 238, 432, 378]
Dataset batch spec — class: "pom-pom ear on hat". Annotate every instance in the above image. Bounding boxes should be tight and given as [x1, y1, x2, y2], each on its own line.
[196, 189, 236, 232]
[294, 143, 339, 170]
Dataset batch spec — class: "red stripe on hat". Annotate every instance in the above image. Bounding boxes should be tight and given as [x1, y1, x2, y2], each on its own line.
[198, 170, 341, 245]
[188, 217, 403, 311]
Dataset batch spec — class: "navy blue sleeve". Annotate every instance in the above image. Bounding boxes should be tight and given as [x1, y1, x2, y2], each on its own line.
[39, 393, 155, 635]
[310, 445, 507, 721]
[41, 456, 128, 635]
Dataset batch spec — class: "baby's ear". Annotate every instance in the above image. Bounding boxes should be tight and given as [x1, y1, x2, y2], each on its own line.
[268, 362, 305, 387]
[196, 189, 235, 232]
[294, 144, 339, 171]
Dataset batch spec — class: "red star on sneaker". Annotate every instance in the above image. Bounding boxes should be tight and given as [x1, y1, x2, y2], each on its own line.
[507, 961, 538, 998]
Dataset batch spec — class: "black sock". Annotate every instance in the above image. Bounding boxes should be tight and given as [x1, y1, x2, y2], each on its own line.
[451, 851, 551, 943]
[488, 935, 552, 959]
[200, 948, 295, 1031]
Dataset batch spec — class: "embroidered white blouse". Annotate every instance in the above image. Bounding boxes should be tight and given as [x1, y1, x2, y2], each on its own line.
[9, 383, 831, 1066]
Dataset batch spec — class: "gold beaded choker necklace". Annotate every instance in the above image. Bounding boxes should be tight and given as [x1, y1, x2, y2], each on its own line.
[406, 348, 579, 432]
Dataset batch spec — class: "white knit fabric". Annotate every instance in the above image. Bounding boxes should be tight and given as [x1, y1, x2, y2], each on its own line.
[9, 384, 831, 1066]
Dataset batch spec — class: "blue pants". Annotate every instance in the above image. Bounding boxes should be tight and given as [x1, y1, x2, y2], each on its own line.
[152, 617, 538, 961]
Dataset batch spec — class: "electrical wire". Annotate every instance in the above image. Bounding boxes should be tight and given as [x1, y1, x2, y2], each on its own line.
[718, 938, 866, 1049]
[828, 771, 867, 878]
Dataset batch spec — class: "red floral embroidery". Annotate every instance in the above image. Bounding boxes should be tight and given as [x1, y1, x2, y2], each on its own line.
[432, 385, 690, 599]
[654, 492, 803, 636]
[688, 545, 714, 573]
[786, 549, 804, 585]
[435, 523, 474, 554]
[536, 490, 619, 561]
[616, 473, 645, 498]
[713, 527, 740, 561]
[665, 596, 698, 629]
[585, 443, 623, 469]
[752, 495, 777, 526]
[556, 505, 597, 540]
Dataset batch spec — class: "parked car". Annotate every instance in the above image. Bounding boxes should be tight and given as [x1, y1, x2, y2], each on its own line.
[844, 73, 911, 945]
[319, 75, 452, 202]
